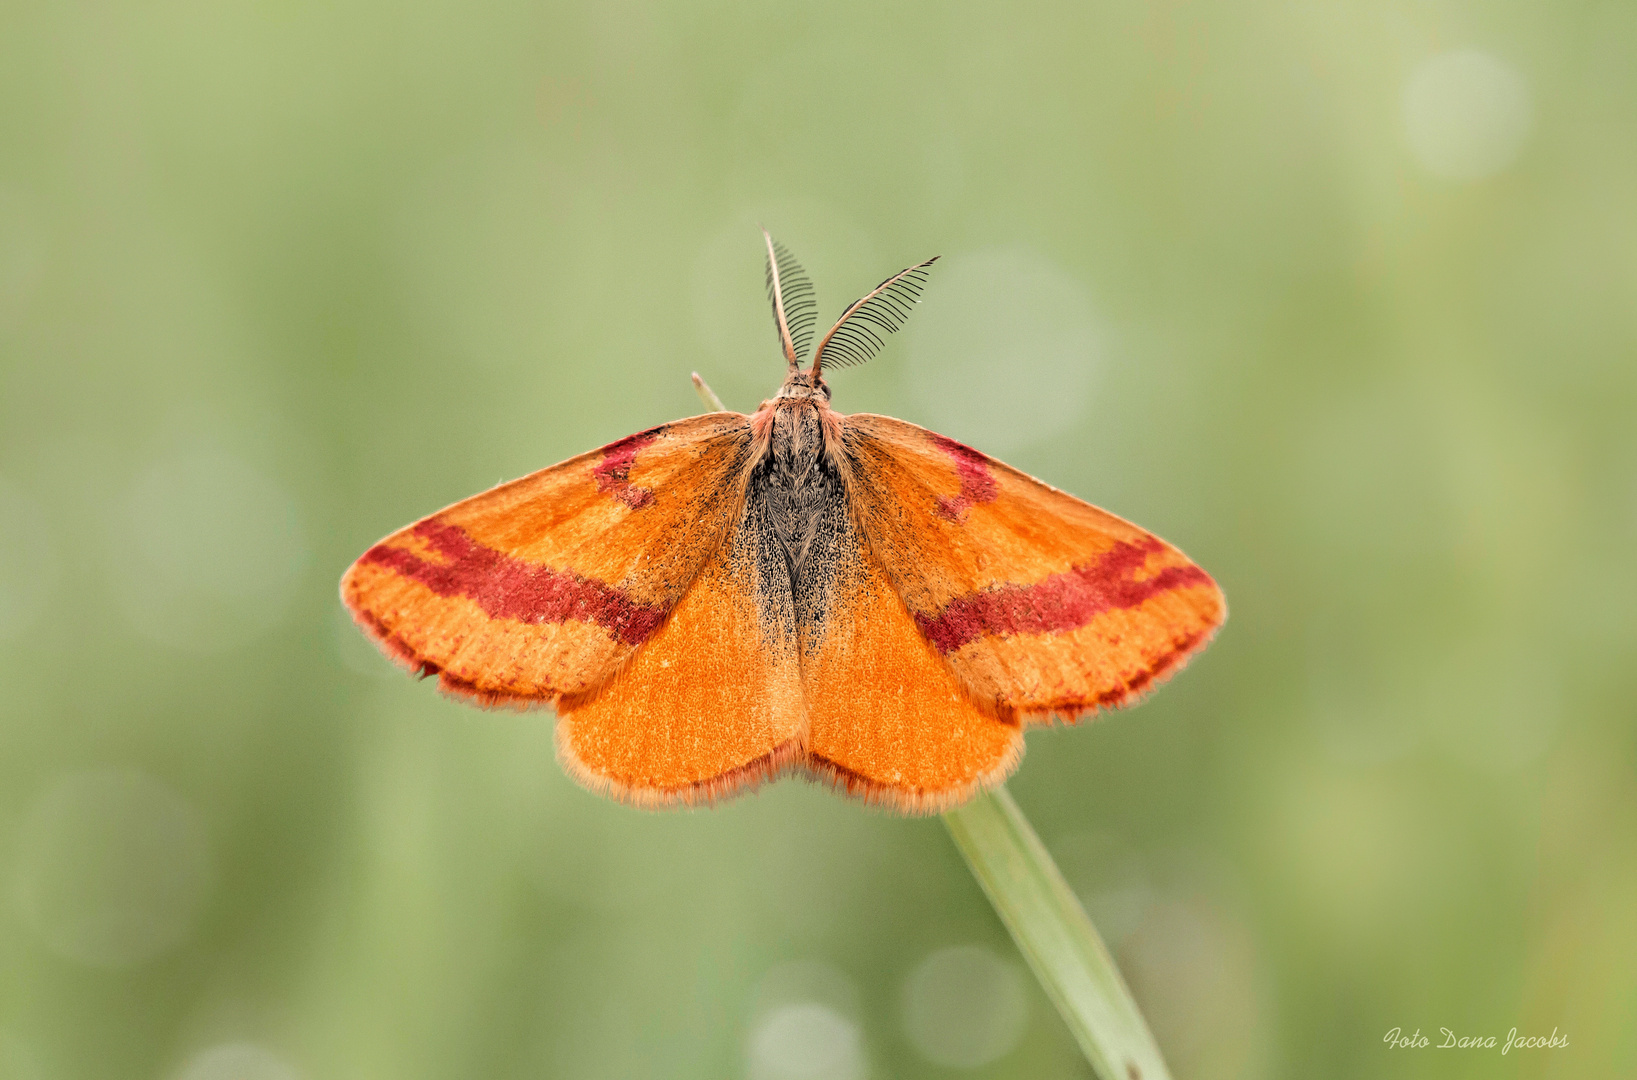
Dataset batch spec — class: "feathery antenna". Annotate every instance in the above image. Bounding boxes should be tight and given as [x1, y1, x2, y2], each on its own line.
[762, 230, 816, 370]
[811, 256, 939, 373]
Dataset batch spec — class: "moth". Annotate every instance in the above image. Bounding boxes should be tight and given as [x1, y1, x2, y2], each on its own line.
[341, 232, 1225, 813]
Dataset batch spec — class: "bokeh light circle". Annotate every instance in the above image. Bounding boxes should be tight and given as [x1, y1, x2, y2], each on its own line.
[746, 1003, 865, 1080]
[1403, 49, 1533, 181]
[904, 248, 1098, 454]
[13, 769, 213, 968]
[900, 944, 1029, 1068]
[173, 1042, 302, 1080]
[115, 453, 308, 652]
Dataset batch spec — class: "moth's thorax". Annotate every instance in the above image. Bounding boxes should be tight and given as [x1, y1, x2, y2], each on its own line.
[769, 402, 824, 484]
[751, 376, 844, 463]
[747, 391, 850, 603]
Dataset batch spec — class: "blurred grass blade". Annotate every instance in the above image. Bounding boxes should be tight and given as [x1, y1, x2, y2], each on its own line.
[691, 372, 727, 411]
[943, 786, 1170, 1080]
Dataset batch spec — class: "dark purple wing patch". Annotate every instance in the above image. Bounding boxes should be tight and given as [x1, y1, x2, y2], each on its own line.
[929, 434, 999, 522]
[592, 428, 664, 509]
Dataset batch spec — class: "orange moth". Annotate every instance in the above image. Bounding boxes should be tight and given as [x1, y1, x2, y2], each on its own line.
[341, 233, 1225, 813]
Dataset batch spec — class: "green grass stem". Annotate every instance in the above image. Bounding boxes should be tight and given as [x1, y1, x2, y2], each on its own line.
[943, 786, 1171, 1080]
[691, 372, 727, 411]
[685, 373, 1167, 1076]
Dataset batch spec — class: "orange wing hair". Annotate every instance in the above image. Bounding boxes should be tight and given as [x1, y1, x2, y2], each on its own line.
[839, 414, 1225, 724]
[340, 414, 752, 707]
[553, 494, 808, 806]
[798, 511, 1024, 814]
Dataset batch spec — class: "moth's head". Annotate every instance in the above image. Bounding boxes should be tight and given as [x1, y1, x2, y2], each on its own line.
[775, 368, 831, 402]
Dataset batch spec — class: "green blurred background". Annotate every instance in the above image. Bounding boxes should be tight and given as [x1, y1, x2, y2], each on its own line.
[2, 0, 1634, 1077]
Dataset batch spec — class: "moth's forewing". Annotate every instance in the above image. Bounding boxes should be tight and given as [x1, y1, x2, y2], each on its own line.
[341, 414, 753, 707]
[840, 413, 1225, 724]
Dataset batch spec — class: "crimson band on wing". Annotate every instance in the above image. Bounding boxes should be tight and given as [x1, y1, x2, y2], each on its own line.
[913, 537, 1216, 654]
[360, 521, 667, 645]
